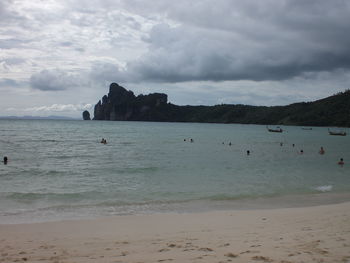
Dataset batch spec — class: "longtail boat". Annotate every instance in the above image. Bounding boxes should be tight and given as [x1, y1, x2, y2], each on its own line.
[266, 126, 283, 133]
[328, 129, 346, 136]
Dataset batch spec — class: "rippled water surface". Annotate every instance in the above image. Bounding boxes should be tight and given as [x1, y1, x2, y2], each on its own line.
[0, 119, 349, 223]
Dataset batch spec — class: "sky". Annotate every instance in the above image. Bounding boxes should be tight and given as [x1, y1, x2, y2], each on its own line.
[1, 0, 350, 118]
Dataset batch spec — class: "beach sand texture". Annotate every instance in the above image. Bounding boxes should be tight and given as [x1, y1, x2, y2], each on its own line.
[1, 202, 350, 263]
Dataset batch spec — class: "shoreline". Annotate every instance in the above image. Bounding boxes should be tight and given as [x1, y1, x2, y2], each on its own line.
[1, 202, 349, 262]
[2, 191, 350, 225]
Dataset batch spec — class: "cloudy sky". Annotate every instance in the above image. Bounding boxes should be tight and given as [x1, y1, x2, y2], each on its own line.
[1, 0, 350, 118]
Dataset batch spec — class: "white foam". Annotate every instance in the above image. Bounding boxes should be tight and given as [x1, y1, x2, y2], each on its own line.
[315, 185, 333, 192]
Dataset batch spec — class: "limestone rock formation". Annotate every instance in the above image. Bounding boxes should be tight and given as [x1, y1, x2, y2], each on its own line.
[82, 110, 91, 120]
[93, 83, 168, 121]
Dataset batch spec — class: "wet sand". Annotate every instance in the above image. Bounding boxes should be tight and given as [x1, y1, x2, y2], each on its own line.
[1, 202, 350, 263]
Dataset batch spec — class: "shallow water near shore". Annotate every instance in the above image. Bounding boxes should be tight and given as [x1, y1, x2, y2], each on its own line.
[0, 119, 349, 224]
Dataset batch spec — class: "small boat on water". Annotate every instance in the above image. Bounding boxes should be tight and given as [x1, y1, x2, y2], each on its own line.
[266, 126, 283, 133]
[302, 127, 313, 130]
[328, 129, 347, 136]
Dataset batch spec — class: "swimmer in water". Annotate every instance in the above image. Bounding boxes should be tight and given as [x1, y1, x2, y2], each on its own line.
[247, 150, 250, 155]
[338, 158, 344, 166]
[319, 147, 325, 155]
[299, 149, 304, 154]
[3, 156, 8, 165]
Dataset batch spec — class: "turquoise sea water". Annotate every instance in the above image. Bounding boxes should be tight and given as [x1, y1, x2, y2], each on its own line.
[0, 119, 349, 223]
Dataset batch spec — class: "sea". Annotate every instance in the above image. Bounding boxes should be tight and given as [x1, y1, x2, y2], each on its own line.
[0, 119, 349, 224]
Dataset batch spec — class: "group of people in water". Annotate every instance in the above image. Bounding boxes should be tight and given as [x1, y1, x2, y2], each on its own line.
[281, 143, 344, 166]
[185, 139, 345, 166]
[300, 146, 343, 166]
[1, 139, 346, 166]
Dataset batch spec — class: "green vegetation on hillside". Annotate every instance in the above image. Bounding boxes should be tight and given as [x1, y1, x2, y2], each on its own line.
[90, 83, 350, 127]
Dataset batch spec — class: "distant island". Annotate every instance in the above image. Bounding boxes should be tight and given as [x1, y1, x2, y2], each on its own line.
[83, 83, 350, 127]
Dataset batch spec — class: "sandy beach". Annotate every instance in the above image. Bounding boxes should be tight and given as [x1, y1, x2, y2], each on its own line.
[1, 202, 349, 263]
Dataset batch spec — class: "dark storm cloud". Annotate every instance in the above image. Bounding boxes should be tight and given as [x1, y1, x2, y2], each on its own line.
[30, 69, 82, 91]
[120, 0, 350, 83]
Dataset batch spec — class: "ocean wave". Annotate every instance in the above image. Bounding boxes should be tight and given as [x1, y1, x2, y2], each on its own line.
[0, 191, 189, 208]
[116, 166, 159, 174]
[0, 191, 103, 203]
[205, 193, 252, 201]
[314, 185, 333, 192]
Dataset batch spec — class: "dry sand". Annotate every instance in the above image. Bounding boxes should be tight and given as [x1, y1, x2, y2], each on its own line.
[1, 202, 350, 263]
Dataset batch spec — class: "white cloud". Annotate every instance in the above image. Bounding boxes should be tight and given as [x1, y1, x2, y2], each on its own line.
[24, 103, 92, 112]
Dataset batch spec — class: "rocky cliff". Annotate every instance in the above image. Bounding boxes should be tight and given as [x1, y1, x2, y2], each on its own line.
[82, 110, 91, 120]
[93, 83, 168, 121]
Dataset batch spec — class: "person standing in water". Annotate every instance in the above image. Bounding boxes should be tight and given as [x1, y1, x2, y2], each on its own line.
[338, 158, 344, 166]
[319, 147, 325, 155]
